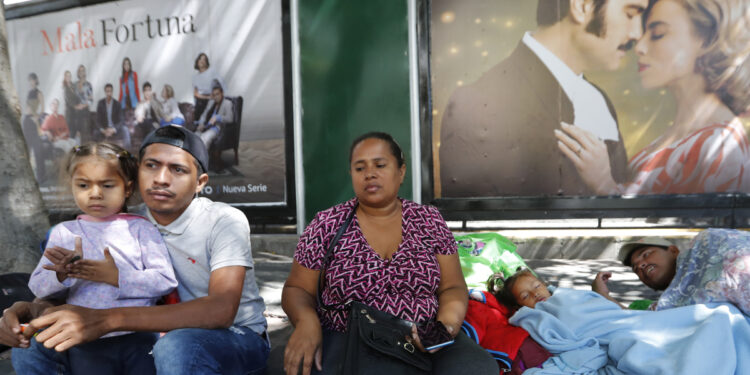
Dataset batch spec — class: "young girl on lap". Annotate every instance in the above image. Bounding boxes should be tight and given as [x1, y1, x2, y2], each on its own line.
[14, 143, 177, 375]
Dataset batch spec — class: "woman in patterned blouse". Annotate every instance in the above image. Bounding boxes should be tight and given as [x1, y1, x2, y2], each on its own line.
[555, 0, 750, 195]
[282, 132, 497, 374]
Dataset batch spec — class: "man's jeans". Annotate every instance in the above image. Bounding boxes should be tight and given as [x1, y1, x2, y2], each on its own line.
[152, 326, 270, 375]
[11, 332, 158, 375]
[11, 326, 269, 375]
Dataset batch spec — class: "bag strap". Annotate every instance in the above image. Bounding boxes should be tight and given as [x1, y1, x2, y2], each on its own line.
[316, 204, 357, 311]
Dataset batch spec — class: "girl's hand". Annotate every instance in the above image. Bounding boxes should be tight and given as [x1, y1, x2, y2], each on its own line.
[42, 237, 83, 282]
[68, 248, 119, 287]
[554, 122, 618, 195]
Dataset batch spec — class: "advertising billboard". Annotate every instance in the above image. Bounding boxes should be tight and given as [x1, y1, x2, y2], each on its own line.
[431, 0, 750, 201]
[7, 0, 290, 209]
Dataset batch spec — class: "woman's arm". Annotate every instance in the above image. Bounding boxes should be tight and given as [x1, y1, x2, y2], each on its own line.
[133, 72, 141, 102]
[282, 261, 324, 375]
[694, 123, 749, 192]
[194, 90, 212, 100]
[193, 85, 210, 100]
[435, 253, 468, 337]
[84, 83, 93, 107]
[119, 77, 124, 102]
[555, 122, 619, 195]
[163, 99, 176, 121]
[151, 98, 165, 122]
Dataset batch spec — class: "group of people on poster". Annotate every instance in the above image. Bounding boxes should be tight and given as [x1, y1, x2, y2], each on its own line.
[21, 52, 236, 184]
[439, 0, 750, 198]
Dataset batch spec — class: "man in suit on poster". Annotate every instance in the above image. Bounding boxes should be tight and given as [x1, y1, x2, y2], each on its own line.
[95, 83, 131, 149]
[440, 0, 648, 197]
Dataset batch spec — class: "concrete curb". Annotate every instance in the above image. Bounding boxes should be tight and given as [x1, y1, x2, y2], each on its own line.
[250, 229, 701, 260]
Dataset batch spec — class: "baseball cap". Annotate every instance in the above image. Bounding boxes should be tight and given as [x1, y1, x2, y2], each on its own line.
[617, 237, 674, 267]
[140, 126, 209, 173]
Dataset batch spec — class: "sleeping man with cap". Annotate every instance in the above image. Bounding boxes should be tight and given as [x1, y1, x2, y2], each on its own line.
[0, 126, 269, 374]
[592, 228, 750, 316]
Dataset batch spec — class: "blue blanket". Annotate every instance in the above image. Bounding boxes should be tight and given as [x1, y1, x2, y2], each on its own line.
[509, 288, 750, 374]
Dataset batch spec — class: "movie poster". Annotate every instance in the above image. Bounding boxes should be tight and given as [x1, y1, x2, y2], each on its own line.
[432, 0, 750, 199]
[7, 0, 287, 208]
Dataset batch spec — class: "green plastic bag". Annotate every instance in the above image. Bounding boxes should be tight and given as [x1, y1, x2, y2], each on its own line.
[628, 299, 654, 310]
[455, 232, 528, 289]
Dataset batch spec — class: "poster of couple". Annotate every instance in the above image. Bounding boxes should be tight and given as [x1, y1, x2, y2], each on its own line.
[433, 0, 750, 199]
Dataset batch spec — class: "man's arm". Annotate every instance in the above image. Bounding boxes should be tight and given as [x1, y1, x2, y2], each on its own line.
[220, 100, 234, 124]
[591, 271, 627, 309]
[0, 299, 59, 348]
[27, 265, 245, 352]
[197, 100, 214, 127]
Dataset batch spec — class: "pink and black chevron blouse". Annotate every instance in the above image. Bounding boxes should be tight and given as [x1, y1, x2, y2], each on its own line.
[295, 198, 457, 332]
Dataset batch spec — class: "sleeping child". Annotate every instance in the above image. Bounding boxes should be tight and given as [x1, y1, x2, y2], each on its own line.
[492, 269, 552, 310]
[462, 269, 552, 375]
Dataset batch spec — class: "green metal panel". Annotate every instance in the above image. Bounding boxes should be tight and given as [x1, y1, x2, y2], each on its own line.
[299, 0, 412, 223]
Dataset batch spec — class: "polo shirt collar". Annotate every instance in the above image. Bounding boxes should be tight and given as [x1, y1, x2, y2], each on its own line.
[146, 197, 201, 235]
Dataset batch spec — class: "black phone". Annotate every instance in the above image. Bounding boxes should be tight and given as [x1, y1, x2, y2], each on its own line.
[417, 320, 455, 350]
[67, 255, 81, 264]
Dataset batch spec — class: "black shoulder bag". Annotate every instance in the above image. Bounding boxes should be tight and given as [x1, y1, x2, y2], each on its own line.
[316, 205, 431, 375]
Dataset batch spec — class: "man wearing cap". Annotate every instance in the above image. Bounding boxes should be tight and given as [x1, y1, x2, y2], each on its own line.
[0, 126, 270, 374]
[592, 228, 750, 316]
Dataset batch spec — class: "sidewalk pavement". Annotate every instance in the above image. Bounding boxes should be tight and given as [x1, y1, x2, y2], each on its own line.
[0, 251, 660, 375]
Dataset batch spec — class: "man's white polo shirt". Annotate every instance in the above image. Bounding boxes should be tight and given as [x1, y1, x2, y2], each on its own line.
[139, 197, 267, 334]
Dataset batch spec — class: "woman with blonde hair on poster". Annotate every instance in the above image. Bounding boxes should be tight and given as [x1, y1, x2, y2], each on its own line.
[556, 0, 750, 195]
[159, 84, 185, 126]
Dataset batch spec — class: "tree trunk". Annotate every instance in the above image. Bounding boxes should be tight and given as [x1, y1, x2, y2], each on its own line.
[0, 5, 48, 273]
